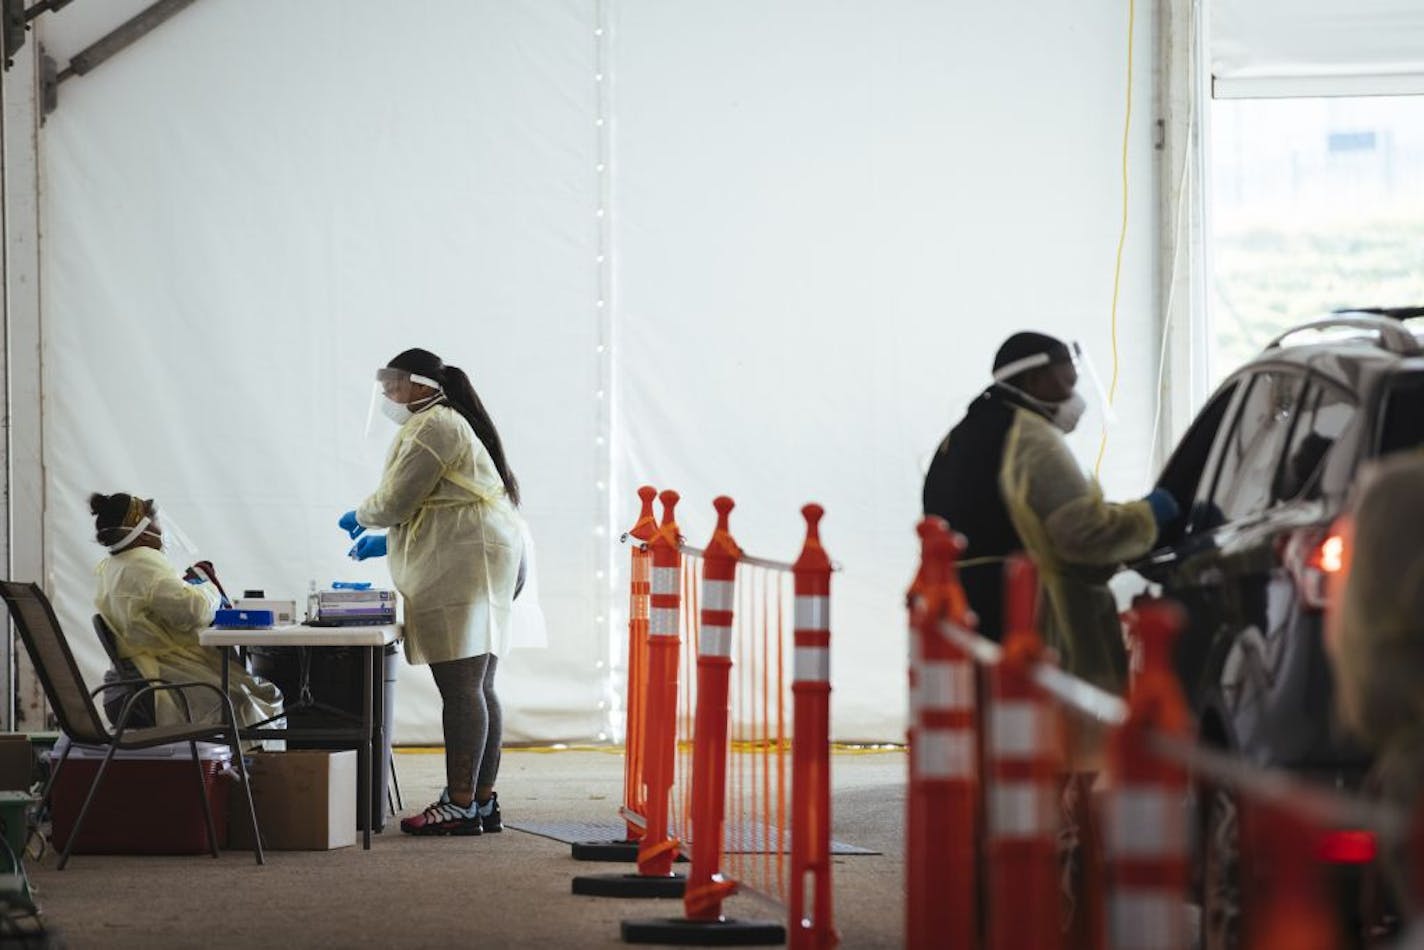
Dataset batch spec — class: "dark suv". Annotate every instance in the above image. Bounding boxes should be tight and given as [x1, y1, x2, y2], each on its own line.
[1124, 308, 1424, 946]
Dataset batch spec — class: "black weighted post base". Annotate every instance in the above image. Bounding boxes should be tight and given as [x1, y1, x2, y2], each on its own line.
[571, 838, 640, 862]
[621, 916, 786, 946]
[571, 871, 687, 898]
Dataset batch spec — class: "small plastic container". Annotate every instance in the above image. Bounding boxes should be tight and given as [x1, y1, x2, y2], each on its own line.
[213, 608, 275, 629]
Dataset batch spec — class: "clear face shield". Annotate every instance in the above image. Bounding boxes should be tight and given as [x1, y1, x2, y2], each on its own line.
[1070, 341, 1118, 428]
[155, 510, 202, 567]
[104, 503, 200, 568]
[992, 341, 1117, 434]
[365, 368, 444, 437]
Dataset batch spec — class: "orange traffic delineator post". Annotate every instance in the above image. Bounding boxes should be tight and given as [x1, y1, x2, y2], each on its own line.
[788, 505, 839, 950]
[986, 555, 1061, 950]
[574, 490, 688, 899]
[906, 517, 979, 950]
[574, 486, 660, 862]
[622, 497, 786, 945]
[1242, 804, 1342, 950]
[903, 521, 930, 950]
[1106, 601, 1192, 950]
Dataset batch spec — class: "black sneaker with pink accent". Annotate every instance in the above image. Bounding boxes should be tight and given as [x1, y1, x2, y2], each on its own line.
[400, 799, 482, 836]
[476, 792, 502, 833]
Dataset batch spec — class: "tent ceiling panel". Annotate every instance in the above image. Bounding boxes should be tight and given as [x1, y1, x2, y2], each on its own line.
[1212, 0, 1424, 97]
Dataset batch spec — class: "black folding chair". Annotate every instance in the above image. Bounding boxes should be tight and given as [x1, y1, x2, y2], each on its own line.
[92, 614, 157, 728]
[0, 581, 263, 868]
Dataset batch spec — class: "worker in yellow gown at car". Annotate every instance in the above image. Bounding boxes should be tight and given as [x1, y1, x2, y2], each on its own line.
[994, 332, 1178, 694]
[90, 492, 283, 729]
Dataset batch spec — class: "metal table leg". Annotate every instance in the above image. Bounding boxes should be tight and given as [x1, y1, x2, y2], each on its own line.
[362, 644, 373, 850]
[372, 647, 388, 825]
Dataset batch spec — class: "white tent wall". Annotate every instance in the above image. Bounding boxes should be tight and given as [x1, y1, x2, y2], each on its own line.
[611, 0, 1162, 741]
[26, 0, 1164, 746]
[37, 0, 607, 743]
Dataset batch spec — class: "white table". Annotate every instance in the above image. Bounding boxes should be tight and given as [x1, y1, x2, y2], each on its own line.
[197, 624, 401, 850]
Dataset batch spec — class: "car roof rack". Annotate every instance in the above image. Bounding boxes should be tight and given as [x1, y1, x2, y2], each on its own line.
[1333, 306, 1424, 321]
[1265, 314, 1422, 357]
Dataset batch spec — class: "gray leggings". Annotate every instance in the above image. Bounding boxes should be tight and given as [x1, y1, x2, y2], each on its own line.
[429, 653, 501, 798]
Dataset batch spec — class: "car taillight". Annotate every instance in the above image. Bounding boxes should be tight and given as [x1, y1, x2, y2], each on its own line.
[1285, 528, 1347, 611]
[1314, 535, 1345, 575]
[1316, 829, 1377, 865]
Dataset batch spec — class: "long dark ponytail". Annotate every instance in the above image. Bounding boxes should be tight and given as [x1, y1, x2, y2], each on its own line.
[387, 348, 521, 507]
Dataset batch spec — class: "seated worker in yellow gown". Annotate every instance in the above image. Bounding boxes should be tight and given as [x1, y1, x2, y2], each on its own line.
[90, 492, 282, 730]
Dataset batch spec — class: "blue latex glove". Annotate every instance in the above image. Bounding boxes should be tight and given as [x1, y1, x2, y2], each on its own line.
[1144, 488, 1181, 526]
[339, 510, 366, 540]
[349, 534, 388, 561]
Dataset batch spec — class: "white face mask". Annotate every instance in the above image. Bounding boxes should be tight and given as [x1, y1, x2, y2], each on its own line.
[999, 383, 1088, 435]
[107, 516, 162, 554]
[381, 400, 413, 425]
[381, 391, 441, 426]
[1047, 391, 1088, 434]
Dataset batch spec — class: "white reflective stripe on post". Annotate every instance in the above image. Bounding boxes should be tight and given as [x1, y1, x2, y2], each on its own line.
[1107, 787, 1185, 858]
[915, 729, 975, 780]
[651, 566, 679, 595]
[989, 782, 1053, 838]
[699, 624, 732, 657]
[920, 660, 975, 712]
[989, 701, 1039, 758]
[650, 607, 679, 637]
[701, 579, 735, 612]
[794, 645, 829, 683]
[795, 595, 829, 630]
[1109, 890, 1183, 950]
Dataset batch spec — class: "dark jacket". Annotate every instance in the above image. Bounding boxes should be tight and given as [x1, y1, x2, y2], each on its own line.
[922, 385, 1033, 641]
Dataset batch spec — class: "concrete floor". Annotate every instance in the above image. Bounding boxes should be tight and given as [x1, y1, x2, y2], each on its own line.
[27, 748, 906, 949]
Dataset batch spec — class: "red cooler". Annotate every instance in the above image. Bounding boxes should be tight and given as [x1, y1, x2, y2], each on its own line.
[49, 739, 233, 854]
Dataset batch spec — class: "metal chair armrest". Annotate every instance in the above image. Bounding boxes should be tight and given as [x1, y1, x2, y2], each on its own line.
[88, 677, 169, 698]
[112, 680, 227, 732]
[94, 677, 196, 723]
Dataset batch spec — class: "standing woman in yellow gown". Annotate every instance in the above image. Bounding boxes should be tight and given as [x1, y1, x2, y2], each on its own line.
[340, 348, 525, 837]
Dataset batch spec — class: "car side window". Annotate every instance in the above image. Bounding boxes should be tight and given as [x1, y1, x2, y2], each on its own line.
[1378, 373, 1424, 456]
[1272, 382, 1356, 503]
[1207, 371, 1305, 523]
[1153, 381, 1239, 546]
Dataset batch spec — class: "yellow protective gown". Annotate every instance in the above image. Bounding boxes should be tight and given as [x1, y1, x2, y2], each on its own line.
[1327, 453, 1424, 909]
[95, 547, 283, 729]
[357, 403, 525, 666]
[999, 407, 1158, 694]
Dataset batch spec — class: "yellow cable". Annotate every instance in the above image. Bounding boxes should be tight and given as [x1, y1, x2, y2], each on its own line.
[397, 742, 905, 755]
[1096, 0, 1135, 477]
[395, 744, 626, 755]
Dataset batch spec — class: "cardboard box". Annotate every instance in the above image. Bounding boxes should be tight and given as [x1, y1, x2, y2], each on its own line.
[228, 749, 356, 851]
[0, 736, 33, 791]
[50, 740, 232, 854]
